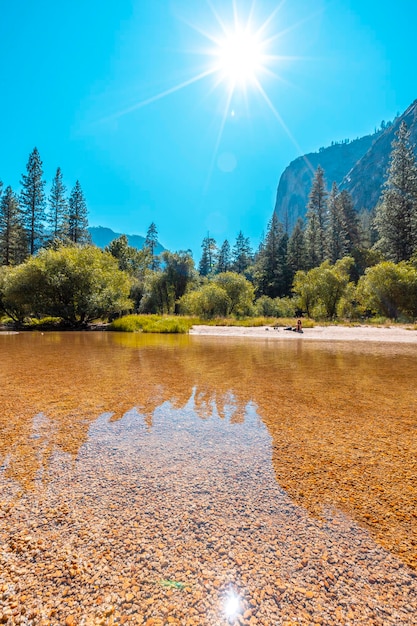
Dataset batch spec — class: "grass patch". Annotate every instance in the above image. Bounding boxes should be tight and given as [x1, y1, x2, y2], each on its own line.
[109, 314, 194, 334]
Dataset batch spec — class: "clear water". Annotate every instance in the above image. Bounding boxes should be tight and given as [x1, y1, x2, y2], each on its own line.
[0, 332, 416, 625]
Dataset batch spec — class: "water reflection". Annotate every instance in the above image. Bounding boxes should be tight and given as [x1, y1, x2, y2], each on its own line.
[1, 333, 417, 572]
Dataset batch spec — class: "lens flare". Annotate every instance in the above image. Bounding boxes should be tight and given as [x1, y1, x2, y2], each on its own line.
[224, 590, 241, 620]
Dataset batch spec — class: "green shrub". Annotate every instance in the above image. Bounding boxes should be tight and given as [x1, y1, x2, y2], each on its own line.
[255, 296, 296, 317]
[23, 317, 64, 330]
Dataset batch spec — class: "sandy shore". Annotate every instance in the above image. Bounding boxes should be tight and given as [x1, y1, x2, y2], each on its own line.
[190, 323, 417, 343]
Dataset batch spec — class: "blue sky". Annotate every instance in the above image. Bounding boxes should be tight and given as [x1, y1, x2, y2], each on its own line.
[0, 0, 416, 258]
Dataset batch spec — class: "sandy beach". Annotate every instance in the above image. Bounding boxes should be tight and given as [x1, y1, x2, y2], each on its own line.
[189, 323, 417, 343]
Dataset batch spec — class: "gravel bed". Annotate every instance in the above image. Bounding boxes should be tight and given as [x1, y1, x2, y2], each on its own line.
[1, 403, 416, 625]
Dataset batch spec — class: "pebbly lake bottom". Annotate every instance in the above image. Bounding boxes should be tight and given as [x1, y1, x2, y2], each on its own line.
[0, 332, 416, 624]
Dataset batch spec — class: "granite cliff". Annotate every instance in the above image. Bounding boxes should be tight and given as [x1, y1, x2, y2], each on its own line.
[274, 99, 417, 232]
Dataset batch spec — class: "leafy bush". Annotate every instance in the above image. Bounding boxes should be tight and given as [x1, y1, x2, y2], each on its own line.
[356, 261, 417, 320]
[179, 284, 231, 319]
[179, 272, 255, 319]
[23, 317, 64, 330]
[0, 245, 132, 326]
[255, 295, 296, 317]
[293, 257, 353, 319]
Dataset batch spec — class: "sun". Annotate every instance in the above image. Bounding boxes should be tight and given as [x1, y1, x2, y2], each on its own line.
[214, 27, 263, 88]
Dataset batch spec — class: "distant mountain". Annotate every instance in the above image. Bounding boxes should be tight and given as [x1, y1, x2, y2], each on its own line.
[89, 226, 165, 255]
[274, 99, 417, 231]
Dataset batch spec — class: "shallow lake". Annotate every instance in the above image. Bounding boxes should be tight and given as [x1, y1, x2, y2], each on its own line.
[0, 332, 416, 625]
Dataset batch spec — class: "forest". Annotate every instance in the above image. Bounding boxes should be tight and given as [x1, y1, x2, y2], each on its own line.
[1, 122, 417, 328]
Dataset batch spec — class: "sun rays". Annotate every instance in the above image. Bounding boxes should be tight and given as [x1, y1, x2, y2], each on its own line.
[99, 0, 312, 172]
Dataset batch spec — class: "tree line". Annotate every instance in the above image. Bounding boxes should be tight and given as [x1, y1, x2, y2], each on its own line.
[0, 148, 91, 265]
[1, 122, 417, 326]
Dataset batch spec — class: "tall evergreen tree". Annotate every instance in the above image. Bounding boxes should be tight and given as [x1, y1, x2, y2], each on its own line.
[20, 147, 46, 254]
[145, 222, 159, 270]
[326, 182, 348, 263]
[48, 167, 69, 240]
[231, 231, 252, 274]
[0, 186, 27, 265]
[68, 180, 90, 244]
[338, 189, 359, 251]
[198, 235, 217, 276]
[216, 239, 231, 273]
[375, 121, 417, 261]
[305, 166, 328, 268]
[254, 213, 290, 297]
[287, 217, 307, 277]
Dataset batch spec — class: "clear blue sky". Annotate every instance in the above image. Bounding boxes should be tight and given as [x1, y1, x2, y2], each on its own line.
[0, 0, 416, 257]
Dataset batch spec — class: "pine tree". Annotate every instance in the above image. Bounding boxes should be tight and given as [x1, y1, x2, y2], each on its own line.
[0, 186, 27, 265]
[305, 166, 328, 268]
[326, 182, 348, 263]
[48, 167, 69, 241]
[375, 121, 417, 261]
[145, 222, 159, 270]
[254, 213, 290, 297]
[198, 235, 217, 276]
[68, 180, 90, 244]
[20, 147, 46, 254]
[216, 239, 231, 273]
[287, 217, 307, 277]
[231, 231, 252, 274]
[338, 189, 359, 251]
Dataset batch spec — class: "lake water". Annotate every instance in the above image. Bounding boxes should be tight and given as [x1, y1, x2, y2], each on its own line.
[0, 332, 416, 625]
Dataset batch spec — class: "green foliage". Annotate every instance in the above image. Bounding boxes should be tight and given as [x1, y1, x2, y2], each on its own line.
[216, 239, 231, 273]
[255, 295, 296, 318]
[0, 186, 27, 266]
[374, 121, 417, 262]
[212, 272, 254, 316]
[48, 167, 69, 241]
[0, 245, 132, 325]
[23, 316, 65, 330]
[68, 180, 90, 244]
[179, 283, 231, 319]
[109, 314, 193, 333]
[356, 261, 417, 320]
[253, 213, 290, 298]
[179, 272, 255, 319]
[145, 222, 160, 270]
[287, 217, 306, 277]
[231, 231, 252, 274]
[106, 234, 151, 275]
[199, 236, 217, 276]
[140, 250, 198, 314]
[293, 257, 353, 319]
[20, 147, 46, 255]
[326, 182, 348, 263]
[305, 166, 328, 268]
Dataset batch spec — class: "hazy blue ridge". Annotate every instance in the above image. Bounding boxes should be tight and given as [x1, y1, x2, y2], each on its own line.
[89, 226, 165, 255]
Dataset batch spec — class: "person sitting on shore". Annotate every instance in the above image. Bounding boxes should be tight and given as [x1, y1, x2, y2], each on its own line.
[284, 319, 303, 333]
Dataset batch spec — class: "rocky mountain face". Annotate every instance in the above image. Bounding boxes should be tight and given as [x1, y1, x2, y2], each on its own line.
[88, 226, 165, 254]
[274, 99, 417, 232]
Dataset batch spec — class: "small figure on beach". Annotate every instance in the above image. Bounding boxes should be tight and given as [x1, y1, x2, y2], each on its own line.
[284, 319, 303, 333]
